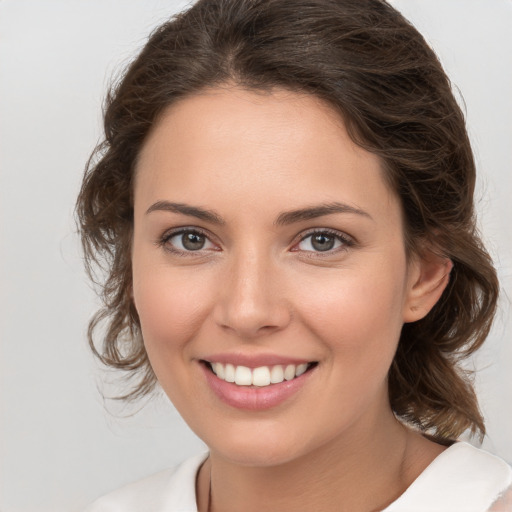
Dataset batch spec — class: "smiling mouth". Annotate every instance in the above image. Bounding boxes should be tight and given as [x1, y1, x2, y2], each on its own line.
[202, 361, 318, 388]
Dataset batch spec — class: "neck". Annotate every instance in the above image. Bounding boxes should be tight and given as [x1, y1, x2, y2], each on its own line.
[198, 407, 444, 512]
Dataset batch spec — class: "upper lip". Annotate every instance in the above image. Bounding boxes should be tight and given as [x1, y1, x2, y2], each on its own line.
[200, 352, 315, 368]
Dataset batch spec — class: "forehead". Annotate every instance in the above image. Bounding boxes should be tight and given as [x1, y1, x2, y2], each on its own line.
[138, 86, 362, 171]
[134, 86, 399, 223]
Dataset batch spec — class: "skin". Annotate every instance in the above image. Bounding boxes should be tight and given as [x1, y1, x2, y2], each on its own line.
[132, 85, 452, 512]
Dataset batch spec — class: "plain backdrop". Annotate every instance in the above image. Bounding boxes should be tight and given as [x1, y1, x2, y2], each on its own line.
[0, 1, 511, 511]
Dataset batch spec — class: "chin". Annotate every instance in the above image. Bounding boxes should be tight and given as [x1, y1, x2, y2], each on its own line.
[201, 416, 336, 469]
[214, 441, 304, 468]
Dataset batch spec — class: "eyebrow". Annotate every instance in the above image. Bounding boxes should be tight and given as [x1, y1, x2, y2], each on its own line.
[145, 201, 226, 225]
[274, 202, 372, 225]
[145, 200, 372, 225]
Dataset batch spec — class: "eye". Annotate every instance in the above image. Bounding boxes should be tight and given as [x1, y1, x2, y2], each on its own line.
[294, 229, 353, 254]
[161, 228, 217, 254]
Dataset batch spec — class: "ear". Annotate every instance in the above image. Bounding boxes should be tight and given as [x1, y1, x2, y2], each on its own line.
[403, 250, 453, 323]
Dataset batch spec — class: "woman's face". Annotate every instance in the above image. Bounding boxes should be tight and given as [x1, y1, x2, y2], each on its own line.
[132, 86, 427, 466]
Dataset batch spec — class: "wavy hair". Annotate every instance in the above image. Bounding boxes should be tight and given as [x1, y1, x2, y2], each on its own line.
[77, 0, 498, 441]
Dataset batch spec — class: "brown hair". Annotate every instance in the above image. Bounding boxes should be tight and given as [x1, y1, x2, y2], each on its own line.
[77, 0, 498, 441]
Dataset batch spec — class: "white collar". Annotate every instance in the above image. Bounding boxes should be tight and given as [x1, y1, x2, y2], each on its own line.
[87, 443, 512, 512]
[383, 442, 512, 511]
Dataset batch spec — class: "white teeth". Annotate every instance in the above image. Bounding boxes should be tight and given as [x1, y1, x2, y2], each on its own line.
[213, 362, 225, 379]
[295, 363, 308, 377]
[234, 366, 252, 386]
[209, 362, 313, 387]
[284, 364, 296, 381]
[224, 363, 235, 383]
[270, 365, 284, 384]
[252, 366, 271, 387]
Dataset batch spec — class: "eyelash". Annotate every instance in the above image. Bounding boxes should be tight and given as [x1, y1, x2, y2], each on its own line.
[292, 228, 355, 258]
[157, 227, 355, 258]
[157, 227, 217, 257]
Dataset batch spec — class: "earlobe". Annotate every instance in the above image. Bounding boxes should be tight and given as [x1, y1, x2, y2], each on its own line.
[403, 251, 453, 323]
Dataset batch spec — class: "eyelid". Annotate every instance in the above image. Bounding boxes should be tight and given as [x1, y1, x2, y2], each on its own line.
[156, 226, 355, 257]
[158, 226, 221, 255]
[290, 228, 355, 255]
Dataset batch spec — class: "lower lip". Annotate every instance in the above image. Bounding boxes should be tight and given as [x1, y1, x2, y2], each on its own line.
[201, 363, 315, 411]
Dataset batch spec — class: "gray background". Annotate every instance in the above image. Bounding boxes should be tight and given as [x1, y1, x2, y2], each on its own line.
[1, 1, 511, 511]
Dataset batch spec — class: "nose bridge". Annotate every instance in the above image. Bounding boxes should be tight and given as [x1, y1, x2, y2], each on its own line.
[215, 243, 290, 337]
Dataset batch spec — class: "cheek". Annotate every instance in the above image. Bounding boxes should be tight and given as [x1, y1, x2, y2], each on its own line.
[294, 263, 407, 371]
[132, 263, 214, 361]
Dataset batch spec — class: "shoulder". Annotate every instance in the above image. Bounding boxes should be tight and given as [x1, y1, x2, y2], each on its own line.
[385, 442, 512, 512]
[84, 452, 208, 512]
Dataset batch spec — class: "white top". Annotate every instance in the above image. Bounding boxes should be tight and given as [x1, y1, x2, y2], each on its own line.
[85, 442, 512, 512]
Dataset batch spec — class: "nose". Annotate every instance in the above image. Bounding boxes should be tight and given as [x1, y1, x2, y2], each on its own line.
[213, 247, 292, 339]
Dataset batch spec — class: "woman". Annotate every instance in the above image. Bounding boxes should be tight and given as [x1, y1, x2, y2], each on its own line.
[78, 0, 512, 510]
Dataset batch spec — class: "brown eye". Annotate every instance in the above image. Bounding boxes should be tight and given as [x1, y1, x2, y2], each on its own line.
[163, 229, 216, 253]
[294, 230, 353, 254]
[310, 234, 335, 251]
[181, 232, 206, 250]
